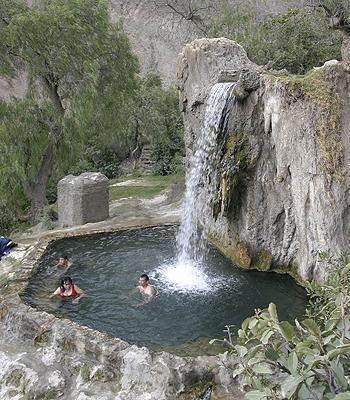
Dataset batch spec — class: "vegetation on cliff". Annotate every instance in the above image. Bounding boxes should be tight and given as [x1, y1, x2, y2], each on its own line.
[264, 68, 344, 182]
[208, 1, 341, 74]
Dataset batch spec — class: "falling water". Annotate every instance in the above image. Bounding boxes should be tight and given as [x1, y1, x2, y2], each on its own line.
[176, 82, 236, 263]
[152, 82, 236, 293]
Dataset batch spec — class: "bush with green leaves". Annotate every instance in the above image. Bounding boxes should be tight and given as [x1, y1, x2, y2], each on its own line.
[208, 3, 341, 74]
[125, 74, 184, 176]
[213, 260, 350, 399]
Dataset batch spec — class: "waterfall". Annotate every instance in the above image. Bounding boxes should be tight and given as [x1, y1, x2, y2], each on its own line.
[151, 82, 236, 293]
[176, 82, 236, 264]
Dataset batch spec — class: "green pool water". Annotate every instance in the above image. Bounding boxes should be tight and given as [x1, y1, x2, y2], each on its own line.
[22, 225, 307, 353]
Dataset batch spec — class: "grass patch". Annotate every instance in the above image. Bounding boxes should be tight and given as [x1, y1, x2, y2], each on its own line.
[109, 174, 184, 201]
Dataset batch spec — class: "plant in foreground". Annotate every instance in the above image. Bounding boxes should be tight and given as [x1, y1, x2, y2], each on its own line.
[212, 261, 350, 399]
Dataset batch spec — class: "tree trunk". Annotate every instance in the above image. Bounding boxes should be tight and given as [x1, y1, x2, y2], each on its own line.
[341, 31, 350, 64]
[25, 76, 65, 222]
[26, 143, 55, 222]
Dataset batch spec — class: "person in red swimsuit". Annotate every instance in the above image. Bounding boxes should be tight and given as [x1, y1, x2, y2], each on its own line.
[50, 276, 85, 304]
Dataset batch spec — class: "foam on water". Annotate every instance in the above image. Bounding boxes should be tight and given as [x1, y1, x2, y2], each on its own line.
[151, 259, 234, 294]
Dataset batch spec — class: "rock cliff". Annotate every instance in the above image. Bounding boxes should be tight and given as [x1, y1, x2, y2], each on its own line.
[177, 37, 350, 281]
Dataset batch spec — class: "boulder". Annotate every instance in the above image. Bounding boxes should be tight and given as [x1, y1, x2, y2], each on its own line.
[57, 172, 109, 227]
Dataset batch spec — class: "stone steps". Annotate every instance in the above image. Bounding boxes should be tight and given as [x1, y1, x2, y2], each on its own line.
[138, 146, 156, 174]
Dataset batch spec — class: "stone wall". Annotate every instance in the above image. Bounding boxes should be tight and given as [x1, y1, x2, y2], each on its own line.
[177, 37, 350, 282]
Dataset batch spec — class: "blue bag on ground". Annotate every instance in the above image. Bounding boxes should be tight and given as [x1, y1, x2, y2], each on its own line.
[0, 236, 17, 260]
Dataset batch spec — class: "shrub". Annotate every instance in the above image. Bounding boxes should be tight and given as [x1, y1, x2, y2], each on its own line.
[208, 4, 341, 74]
[213, 257, 350, 399]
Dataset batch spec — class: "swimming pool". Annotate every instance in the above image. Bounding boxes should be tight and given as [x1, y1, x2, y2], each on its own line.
[22, 225, 306, 353]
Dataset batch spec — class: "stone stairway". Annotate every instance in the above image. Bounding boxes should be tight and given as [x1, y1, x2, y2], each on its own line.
[138, 145, 156, 174]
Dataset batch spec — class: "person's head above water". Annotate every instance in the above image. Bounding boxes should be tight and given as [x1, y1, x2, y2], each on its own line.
[60, 276, 73, 291]
[58, 255, 72, 268]
[139, 274, 150, 287]
[58, 255, 68, 264]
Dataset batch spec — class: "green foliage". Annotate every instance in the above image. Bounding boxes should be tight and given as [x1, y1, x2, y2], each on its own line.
[214, 258, 350, 399]
[208, 3, 341, 74]
[310, 0, 350, 26]
[67, 144, 121, 178]
[265, 68, 344, 181]
[0, 197, 19, 234]
[126, 74, 184, 176]
[0, 0, 138, 221]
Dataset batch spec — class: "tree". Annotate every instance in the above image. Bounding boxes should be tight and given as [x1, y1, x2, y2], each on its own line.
[125, 74, 184, 175]
[309, 0, 350, 62]
[208, 2, 341, 74]
[0, 0, 138, 222]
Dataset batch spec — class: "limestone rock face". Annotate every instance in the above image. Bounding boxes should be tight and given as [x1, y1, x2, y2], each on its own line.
[177, 38, 350, 281]
[0, 298, 242, 400]
[58, 172, 109, 227]
[177, 38, 258, 155]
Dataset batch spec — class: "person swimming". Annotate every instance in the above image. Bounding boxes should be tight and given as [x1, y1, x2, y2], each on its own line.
[55, 255, 72, 269]
[133, 274, 156, 308]
[49, 276, 85, 304]
[138, 274, 156, 296]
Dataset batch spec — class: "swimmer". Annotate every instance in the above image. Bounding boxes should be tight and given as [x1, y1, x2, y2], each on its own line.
[55, 255, 72, 269]
[133, 274, 156, 308]
[138, 274, 156, 296]
[49, 276, 85, 304]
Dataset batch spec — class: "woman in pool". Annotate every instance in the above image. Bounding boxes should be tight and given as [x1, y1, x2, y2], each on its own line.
[50, 276, 85, 304]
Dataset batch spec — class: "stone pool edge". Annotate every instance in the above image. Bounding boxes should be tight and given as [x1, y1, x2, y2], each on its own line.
[0, 223, 244, 400]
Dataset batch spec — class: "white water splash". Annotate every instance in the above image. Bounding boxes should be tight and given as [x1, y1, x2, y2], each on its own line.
[151, 258, 238, 294]
[153, 83, 236, 293]
[152, 261, 212, 294]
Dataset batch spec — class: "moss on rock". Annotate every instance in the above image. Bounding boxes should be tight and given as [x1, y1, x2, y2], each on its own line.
[208, 233, 251, 269]
[270, 262, 303, 285]
[179, 381, 214, 400]
[256, 250, 273, 271]
[213, 132, 251, 219]
[79, 363, 91, 382]
[264, 68, 344, 181]
[5, 368, 25, 388]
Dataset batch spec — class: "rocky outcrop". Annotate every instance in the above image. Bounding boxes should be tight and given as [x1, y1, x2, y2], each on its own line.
[58, 172, 109, 227]
[177, 37, 350, 281]
[107, 0, 303, 86]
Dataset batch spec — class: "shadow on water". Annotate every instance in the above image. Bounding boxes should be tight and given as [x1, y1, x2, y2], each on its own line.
[21, 225, 307, 355]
